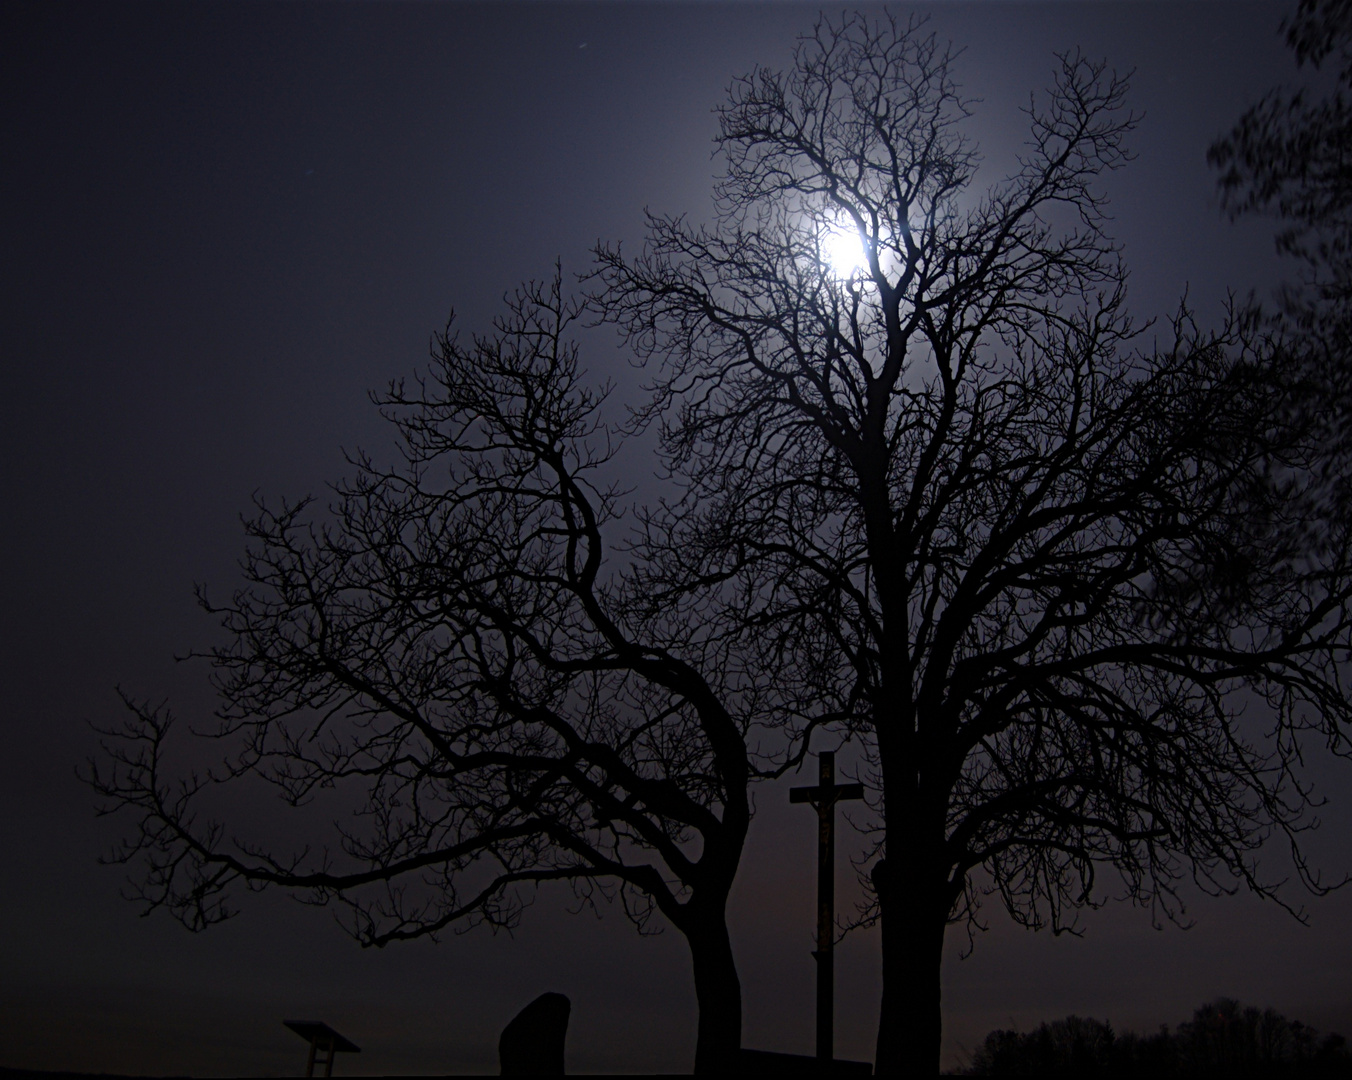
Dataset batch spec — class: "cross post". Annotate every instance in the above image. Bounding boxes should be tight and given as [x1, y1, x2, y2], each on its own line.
[789, 750, 865, 1063]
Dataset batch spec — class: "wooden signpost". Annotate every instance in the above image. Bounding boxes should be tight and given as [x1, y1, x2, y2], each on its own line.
[790, 750, 865, 1064]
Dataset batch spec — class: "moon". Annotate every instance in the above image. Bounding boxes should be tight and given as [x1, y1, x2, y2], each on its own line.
[823, 226, 870, 277]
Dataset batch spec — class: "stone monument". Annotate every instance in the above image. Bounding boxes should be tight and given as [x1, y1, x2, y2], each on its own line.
[499, 992, 571, 1075]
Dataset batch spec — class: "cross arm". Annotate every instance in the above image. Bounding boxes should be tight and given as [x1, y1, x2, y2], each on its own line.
[789, 783, 866, 804]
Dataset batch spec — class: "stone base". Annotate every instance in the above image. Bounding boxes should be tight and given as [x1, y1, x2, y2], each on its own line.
[736, 1048, 872, 1075]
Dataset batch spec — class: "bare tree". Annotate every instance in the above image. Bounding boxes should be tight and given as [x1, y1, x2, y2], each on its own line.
[594, 12, 1352, 1076]
[90, 274, 807, 1072]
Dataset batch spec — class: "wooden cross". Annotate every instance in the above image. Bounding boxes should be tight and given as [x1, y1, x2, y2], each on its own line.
[789, 750, 865, 1063]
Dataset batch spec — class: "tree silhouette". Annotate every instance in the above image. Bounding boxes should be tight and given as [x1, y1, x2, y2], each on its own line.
[593, 11, 1352, 1075]
[1210, 0, 1352, 484]
[90, 274, 810, 1073]
[967, 1000, 1352, 1076]
[1210, 0, 1352, 331]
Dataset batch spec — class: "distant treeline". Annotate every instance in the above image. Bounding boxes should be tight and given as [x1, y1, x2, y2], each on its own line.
[965, 999, 1352, 1076]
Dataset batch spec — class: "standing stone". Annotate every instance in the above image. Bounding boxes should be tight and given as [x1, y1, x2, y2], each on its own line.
[498, 992, 571, 1075]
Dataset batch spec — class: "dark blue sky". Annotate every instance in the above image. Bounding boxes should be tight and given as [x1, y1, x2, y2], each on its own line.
[3, 1, 1348, 1075]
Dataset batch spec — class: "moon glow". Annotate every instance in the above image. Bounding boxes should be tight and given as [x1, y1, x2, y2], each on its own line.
[823, 226, 870, 277]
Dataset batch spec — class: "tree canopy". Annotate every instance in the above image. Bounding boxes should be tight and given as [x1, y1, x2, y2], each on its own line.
[594, 10, 1352, 1073]
[91, 275, 806, 1071]
[92, 10, 1352, 1077]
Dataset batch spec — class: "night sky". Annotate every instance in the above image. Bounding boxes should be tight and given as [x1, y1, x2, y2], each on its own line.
[4, 1, 1350, 1075]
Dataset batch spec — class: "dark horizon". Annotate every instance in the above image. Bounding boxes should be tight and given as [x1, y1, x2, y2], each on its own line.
[4, 1, 1352, 1075]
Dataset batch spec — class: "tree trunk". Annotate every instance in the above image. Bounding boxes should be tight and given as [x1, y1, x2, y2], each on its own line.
[872, 860, 947, 1078]
[685, 903, 744, 1074]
